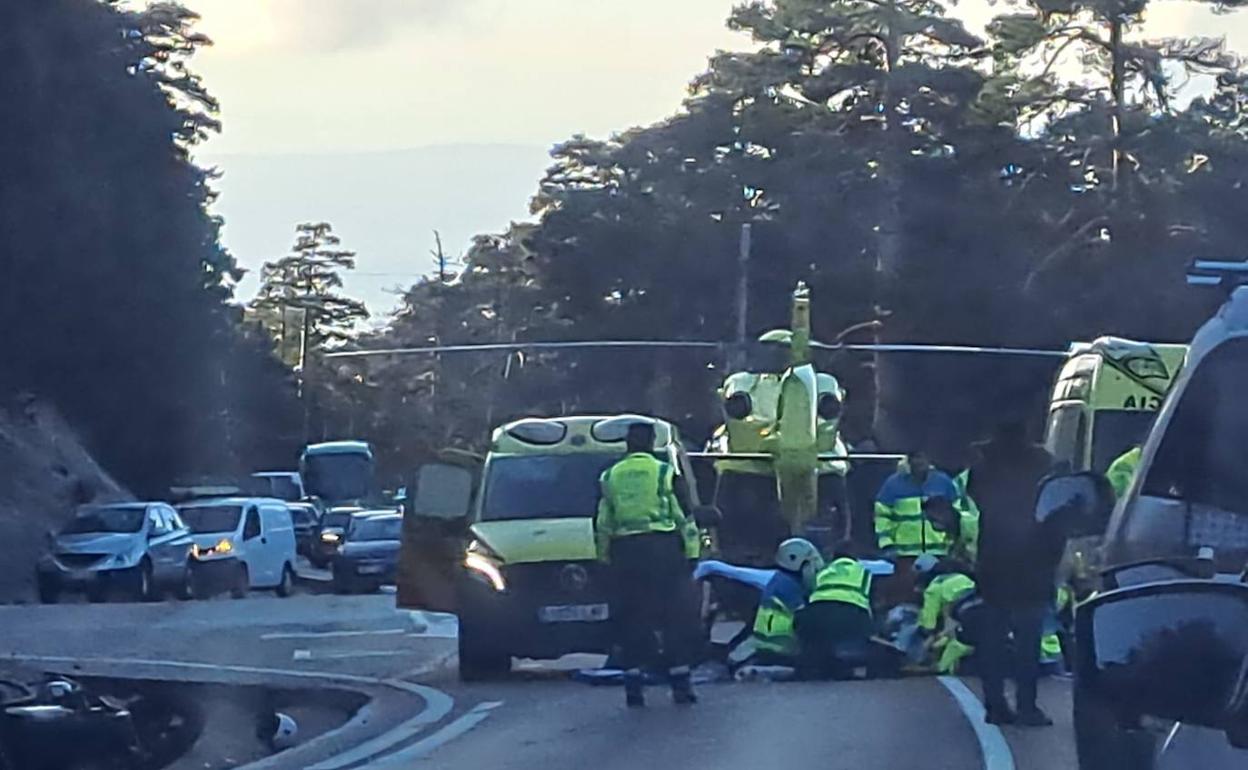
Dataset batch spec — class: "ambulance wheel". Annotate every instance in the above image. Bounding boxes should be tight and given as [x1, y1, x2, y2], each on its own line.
[458, 624, 510, 681]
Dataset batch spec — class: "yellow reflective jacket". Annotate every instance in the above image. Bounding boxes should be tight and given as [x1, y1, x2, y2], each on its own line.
[809, 558, 872, 614]
[596, 453, 690, 560]
[1106, 446, 1142, 500]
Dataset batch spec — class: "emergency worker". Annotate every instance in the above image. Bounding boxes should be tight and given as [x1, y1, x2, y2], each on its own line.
[1106, 445, 1142, 499]
[923, 495, 980, 566]
[596, 421, 700, 707]
[874, 451, 959, 605]
[914, 555, 977, 674]
[750, 538, 823, 664]
[795, 542, 875, 679]
[874, 451, 960, 557]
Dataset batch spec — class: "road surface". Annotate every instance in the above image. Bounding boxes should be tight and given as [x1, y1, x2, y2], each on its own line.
[0, 591, 1084, 770]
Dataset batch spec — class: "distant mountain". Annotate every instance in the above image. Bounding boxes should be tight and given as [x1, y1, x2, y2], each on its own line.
[200, 143, 553, 316]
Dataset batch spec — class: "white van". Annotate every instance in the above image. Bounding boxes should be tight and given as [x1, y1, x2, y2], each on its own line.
[177, 497, 298, 598]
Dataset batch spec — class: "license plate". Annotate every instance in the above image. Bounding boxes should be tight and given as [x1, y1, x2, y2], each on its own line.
[357, 564, 386, 575]
[67, 570, 93, 582]
[538, 604, 609, 623]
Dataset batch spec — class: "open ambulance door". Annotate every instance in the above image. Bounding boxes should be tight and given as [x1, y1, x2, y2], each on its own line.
[396, 461, 478, 613]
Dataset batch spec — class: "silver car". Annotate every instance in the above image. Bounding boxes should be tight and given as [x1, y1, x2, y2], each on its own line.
[36, 503, 194, 603]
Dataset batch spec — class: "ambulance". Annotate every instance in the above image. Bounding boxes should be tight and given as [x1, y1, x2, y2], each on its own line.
[1044, 337, 1188, 476]
[396, 414, 711, 680]
[1043, 337, 1187, 590]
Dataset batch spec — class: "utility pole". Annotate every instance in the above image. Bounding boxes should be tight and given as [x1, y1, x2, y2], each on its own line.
[733, 222, 752, 371]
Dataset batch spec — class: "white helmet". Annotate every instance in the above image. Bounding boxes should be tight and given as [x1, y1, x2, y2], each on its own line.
[775, 538, 825, 587]
[271, 712, 298, 751]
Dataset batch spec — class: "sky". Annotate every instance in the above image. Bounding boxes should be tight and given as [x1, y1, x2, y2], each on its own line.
[186, 0, 1248, 315]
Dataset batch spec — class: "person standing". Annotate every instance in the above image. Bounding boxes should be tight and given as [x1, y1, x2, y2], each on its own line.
[596, 421, 700, 708]
[967, 420, 1057, 727]
[873, 450, 960, 605]
[874, 450, 960, 557]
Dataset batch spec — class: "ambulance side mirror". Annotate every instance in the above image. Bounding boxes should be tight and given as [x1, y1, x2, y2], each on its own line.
[407, 464, 474, 522]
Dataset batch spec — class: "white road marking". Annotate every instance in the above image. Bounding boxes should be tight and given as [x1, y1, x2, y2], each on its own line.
[296, 650, 413, 661]
[9, 654, 456, 770]
[263, 628, 408, 640]
[293, 649, 312, 660]
[365, 701, 505, 767]
[938, 676, 1017, 770]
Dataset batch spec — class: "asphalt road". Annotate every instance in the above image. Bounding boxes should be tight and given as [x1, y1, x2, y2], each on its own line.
[0, 590, 1085, 770]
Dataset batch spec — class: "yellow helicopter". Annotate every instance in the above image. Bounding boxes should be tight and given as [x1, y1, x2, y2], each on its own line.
[325, 281, 1073, 560]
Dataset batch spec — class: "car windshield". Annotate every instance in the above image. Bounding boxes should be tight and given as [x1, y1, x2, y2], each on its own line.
[61, 507, 145, 535]
[1143, 339, 1248, 512]
[303, 454, 374, 504]
[247, 474, 301, 501]
[482, 454, 622, 521]
[350, 517, 402, 541]
[178, 505, 243, 534]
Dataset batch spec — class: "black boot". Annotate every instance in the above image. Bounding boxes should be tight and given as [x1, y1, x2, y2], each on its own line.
[624, 670, 645, 708]
[670, 669, 697, 706]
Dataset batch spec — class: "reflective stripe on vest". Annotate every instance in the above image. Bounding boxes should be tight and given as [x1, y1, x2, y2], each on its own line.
[809, 558, 872, 613]
[752, 598, 799, 656]
[874, 496, 950, 556]
[601, 454, 678, 537]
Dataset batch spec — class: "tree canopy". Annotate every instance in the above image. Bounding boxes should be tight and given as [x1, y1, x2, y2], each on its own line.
[0, 0, 300, 493]
[334, 0, 1241, 468]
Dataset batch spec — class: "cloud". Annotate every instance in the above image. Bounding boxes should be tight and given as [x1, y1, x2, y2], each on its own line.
[270, 0, 485, 49]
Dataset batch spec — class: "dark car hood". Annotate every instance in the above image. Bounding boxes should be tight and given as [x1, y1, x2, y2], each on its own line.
[339, 540, 400, 559]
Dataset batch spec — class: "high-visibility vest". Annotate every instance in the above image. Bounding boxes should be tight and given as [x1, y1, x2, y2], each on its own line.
[1106, 446, 1142, 499]
[954, 469, 980, 516]
[949, 510, 980, 565]
[596, 453, 686, 558]
[809, 558, 872, 614]
[753, 597, 800, 656]
[918, 573, 977, 632]
[874, 471, 958, 556]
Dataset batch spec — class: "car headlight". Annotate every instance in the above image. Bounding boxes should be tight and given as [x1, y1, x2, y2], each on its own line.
[464, 540, 505, 591]
[192, 538, 234, 559]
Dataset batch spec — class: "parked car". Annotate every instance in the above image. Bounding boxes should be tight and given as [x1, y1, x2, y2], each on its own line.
[308, 506, 362, 568]
[331, 512, 402, 594]
[287, 502, 321, 558]
[177, 497, 297, 598]
[36, 503, 194, 603]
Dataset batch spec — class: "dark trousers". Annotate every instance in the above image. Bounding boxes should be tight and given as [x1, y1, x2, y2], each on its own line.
[794, 601, 875, 679]
[610, 532, 700, 675]
[979, 601, 1046, 711]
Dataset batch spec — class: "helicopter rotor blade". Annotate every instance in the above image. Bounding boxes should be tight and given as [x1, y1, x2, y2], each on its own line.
[686, 452, 905, 461]
[811, 342, 1068, 358]
[323, 340, 724, 359]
